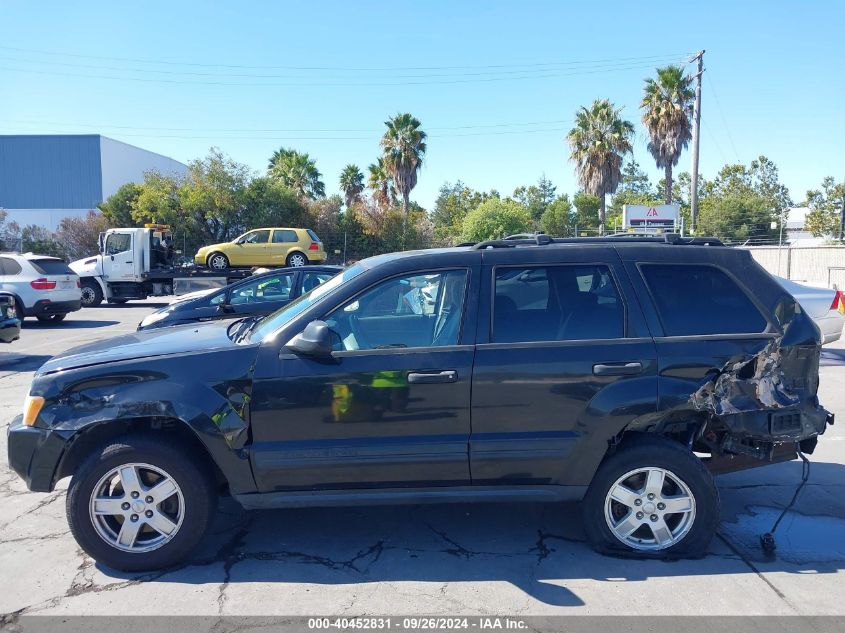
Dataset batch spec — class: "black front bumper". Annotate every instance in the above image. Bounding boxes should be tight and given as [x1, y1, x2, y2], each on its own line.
[25, 299, 82, 318]
[7, 416, 72, 492]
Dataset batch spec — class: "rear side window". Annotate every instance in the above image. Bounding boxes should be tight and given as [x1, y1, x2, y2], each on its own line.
[0, 257, 23, 275]
[493, 265, 624, 343]
[306, 229, 321, 242]
[640, 264, 767, 336]
[29, 259, 74, 276]
[272, 229, 298, 243]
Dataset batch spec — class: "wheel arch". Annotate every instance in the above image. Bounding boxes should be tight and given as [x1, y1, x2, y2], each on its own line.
[80, 276, 108, 299]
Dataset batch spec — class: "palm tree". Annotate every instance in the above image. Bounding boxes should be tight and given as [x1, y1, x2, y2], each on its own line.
[641, 65, 695, 204]
[339, 164, 365, 208]
[268, 147, 325, 200]
[567, 99, 634, 234]
[380, 113, 427, 234]
[367, 158, 396, 210]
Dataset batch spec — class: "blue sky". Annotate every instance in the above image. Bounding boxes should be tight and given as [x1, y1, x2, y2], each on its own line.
[1, 0, 842, 209]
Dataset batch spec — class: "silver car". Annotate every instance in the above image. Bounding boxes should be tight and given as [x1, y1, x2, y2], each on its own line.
[0, 253, 82, 322]
[776, 276, 844, 344]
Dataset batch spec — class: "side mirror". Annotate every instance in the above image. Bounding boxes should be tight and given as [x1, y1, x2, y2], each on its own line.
[286, 320, 333, 357]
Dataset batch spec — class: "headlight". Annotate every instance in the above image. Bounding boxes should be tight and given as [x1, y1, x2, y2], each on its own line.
[22, 395, 45, 426]
[140, 310, 171, 327]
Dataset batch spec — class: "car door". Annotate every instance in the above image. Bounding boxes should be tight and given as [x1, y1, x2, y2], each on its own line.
[233, 229, 271, 266]
[248, 266, 478, 492]
[270, 229, 299, 265]
[470, 246, 659, 488]
[102, 232, 135, 282]
[225, 271, 296, 317]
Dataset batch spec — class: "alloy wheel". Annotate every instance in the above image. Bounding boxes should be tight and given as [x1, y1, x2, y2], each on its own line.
[88, 462, 185, 553]
[603, 466, 696, 550]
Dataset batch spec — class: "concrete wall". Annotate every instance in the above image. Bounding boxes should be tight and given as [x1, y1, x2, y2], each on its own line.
[743, 245, 845, 288]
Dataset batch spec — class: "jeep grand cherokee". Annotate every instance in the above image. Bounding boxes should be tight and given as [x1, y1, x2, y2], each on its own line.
[7, 235, 832, 571]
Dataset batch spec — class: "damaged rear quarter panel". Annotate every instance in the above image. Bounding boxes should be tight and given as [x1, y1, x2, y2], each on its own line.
[621, 249, 831, 459]
[30, 345, 261, 494]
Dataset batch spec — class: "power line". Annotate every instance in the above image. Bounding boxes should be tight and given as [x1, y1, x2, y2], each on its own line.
[705, 72, 741, 162]
[0, 44, 690, 72]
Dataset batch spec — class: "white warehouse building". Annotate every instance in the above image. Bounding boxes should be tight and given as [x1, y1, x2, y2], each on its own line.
[0, 134, 187, 230]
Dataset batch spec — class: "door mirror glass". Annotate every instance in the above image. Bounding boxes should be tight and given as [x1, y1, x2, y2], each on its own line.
[287, 320, 334, 357]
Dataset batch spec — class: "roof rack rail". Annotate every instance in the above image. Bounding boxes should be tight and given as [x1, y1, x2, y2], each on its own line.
[464, 233, 724, 249]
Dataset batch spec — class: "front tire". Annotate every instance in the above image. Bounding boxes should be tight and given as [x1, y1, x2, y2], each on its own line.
[66, 435, 217, 571]
[582, 435, 718, 558]
[286, 252, 307, 267]
[80, 280, 103, 307]
[207, 252, 229, 271]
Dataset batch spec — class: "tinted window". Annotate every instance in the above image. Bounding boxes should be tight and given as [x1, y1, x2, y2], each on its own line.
[29, 259, 74, 275]
[0, 257, 23, 276]
[272, 229, 298, 243]
[302, 271, 335, 293]
[229, 274, 294, 305]
[326, 270, 468, 351]
[641, 264, 767, 335]
[105, 233, 131, 255]
[306, 229, 321, 242]
[493, 265, 624, 343]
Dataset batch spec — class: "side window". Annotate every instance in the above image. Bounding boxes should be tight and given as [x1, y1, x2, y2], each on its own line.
[493, 265, 624, 343]
[640, 264, 767, 336]
[272, 230, 298, 243]
[301, 271, 334, 294]
[240, 230, 270, 244]
[325, 270, 468, 351]
[0, 257, 23, 276]
[105, 233, 131, 255]
[229, 274, 294, 305]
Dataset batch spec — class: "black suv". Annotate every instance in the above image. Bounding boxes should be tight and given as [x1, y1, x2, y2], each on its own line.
[7, 236, 832, 571]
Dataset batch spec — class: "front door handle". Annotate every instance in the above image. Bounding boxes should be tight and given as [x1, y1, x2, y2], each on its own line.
[593, 362, 643, 376]
[407, 370, 458, 384]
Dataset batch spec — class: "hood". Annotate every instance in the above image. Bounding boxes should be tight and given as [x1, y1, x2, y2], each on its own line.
[196, 241, 230, 255]
[39, 319, 246, 374]
[170, 288, 217, 304]
[69, 254, 104, 277]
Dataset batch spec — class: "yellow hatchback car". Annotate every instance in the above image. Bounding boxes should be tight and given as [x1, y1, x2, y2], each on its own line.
[195, 228, 327, 270]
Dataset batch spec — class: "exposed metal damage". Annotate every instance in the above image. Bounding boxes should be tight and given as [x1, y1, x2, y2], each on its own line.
[691, 299, 833, 462]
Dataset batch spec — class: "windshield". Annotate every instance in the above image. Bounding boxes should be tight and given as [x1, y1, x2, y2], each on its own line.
[247, 263, 366, 343]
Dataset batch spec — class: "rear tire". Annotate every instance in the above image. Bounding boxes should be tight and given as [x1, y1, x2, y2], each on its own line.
[66, 435, 217, 572]
[286, 252, 307, 267]
[108, 298, 129, 305]
[582, 435, 718, 558]
[80, 280, 103, 307]
[207, 253, 229, 271]
[36, 313, 66, 323]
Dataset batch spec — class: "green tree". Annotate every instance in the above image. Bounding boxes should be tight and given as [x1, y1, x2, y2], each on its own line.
[132, 170, 182, 228]
[567, 99, 634, 234]
[380, 113, 427, 236]
[641, 65, 695, 203]
[241, 177, 307, 229]
[55, 211, 111, 261]
[540, 194, 574, 237]
[573, 192, 601, 235]
[21, 225, 64, 259]
[98, 183, 143, 227]
[698, 192, 777, 244]
[512, 175, 557, 222]
[268, 147, 325, 200]
[608, 160, 662, 227]
[431, 181, 498, 244]
[367, 157, 396, 210]
[339, 164, 365, 208]
[460, 198, 532, 242]
[180, 148, 250, 243]
[803, 176, 845, 238]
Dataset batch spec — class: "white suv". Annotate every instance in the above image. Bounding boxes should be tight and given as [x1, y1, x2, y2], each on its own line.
[0, 253, 82, 322]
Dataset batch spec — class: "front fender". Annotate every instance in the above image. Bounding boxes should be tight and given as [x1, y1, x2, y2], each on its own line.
[29, 348, 259, 494]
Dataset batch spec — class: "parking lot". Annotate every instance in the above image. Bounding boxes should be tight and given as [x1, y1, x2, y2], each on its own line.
[1, 300, 844, 618]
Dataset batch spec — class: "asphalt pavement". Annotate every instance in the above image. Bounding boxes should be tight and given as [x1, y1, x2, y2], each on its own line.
[1, 299, 843, 618]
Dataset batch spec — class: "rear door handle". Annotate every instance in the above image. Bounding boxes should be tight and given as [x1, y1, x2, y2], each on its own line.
[407, 370, 458, 384]
[593, 362, 643, 376]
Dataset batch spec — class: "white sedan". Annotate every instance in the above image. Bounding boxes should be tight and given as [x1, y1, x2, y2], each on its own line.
[776, 276, 845, 344]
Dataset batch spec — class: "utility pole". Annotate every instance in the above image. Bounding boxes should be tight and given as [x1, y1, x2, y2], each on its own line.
[689, 50, 705, 234]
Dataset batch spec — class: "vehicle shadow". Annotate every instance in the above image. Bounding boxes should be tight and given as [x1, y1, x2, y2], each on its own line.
[820, 347, 845, 367]
[95, 459, 845, 607]
[0, 353, 53, 371]
[22, 320, 119, 329]
[97, 302, 170, 310]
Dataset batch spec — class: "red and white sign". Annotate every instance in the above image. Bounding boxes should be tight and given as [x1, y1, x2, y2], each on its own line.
[622, 204, 680, 233]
